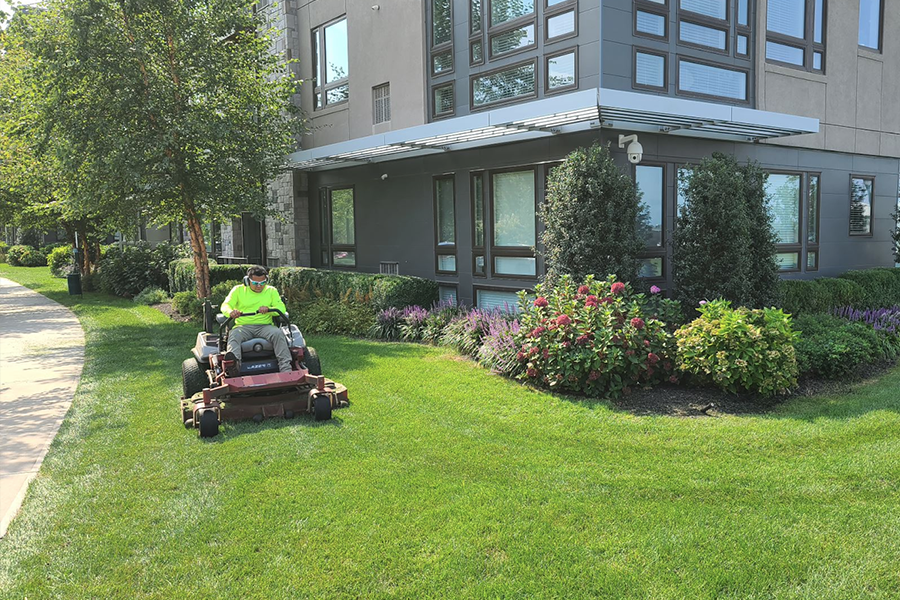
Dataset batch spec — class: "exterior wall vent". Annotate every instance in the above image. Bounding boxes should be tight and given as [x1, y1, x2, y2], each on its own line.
[380, 261, 400, 275]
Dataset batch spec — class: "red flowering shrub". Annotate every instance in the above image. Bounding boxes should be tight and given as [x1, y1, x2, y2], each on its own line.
[514, 274, 680, 398]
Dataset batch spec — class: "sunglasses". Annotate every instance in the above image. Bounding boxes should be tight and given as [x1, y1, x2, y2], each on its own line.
[249, 279, 268, 286]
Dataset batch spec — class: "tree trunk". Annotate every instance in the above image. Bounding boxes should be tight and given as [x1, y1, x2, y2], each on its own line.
[185, 204, 211, 299]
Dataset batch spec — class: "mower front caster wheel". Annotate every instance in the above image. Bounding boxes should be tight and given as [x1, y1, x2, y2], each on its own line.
[199, 410, 219, 438]
[314, 395, 332, 421]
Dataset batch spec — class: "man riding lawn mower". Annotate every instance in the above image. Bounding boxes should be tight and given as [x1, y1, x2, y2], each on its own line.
[180, 266, 348, 438]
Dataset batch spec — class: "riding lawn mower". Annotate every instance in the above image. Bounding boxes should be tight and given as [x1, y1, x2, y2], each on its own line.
[180, 306, 348, 438]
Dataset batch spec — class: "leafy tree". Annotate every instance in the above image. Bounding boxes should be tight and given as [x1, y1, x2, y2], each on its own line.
[2, 0, 302, 297]
[540, 143, 646, 285]
[672, 152, 779, 311]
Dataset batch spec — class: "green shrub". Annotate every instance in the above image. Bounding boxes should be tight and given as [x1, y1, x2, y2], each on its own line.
[421, 301, 465, 344]
[540, 143, 645, 285]
[779, 277, 868, 316]
[793, 313, 897, 379]
[7, 244, 47, 267]
[672, 153, 779, 311]
[0, 241, 7, 263]
[48, 245, 75, 277]
[133, 286, 170, 305]
[514, 275, 678, 398]
[675, 299, 798, 396]
[98, 242, 187, 297]
[837, 269, 900, 309]
[40, 242, 68, 256]
[168, 258, 253, 295]
[173, 291, 202, 321]
[272, 267, 438, 311]
[293, 297, 376, 336]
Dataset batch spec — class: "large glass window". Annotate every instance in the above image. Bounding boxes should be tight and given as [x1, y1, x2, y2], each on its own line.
[858, 0, 882, 50]
[472, 61, 536, 108]
[491, 0, 534, 27]
[492, 169, 537, 277]
[635, 50, 666, 89]
[312, 18, 349, 109]
[635, 164, 665, 283]
[435, 176, 457, 274]
[319, 187, 356, 268]
[432, 0, 452, 46]
[850, 176, 874, 236]
[764, 172, 820, 272]
[677, 59, 747, 101]
[546, 51, 576, 91]
[490, 23, 536, 57]
[766, 0, 825, 72]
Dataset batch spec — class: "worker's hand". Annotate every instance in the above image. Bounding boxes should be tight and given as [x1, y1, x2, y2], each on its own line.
[229, 309, 242, 319]
[258, 306, 269, 314]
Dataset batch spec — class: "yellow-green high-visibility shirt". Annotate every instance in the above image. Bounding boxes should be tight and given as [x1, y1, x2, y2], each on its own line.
[220, 284, 287, 326]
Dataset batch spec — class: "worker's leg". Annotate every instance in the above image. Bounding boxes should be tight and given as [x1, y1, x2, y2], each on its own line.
[259, 325, 293, 372]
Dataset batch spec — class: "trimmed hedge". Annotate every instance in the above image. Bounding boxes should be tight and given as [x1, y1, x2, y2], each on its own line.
[168, 259, 255, 294]
[169, 261, 438, 312]
[780, 268, 900, 315]
[269, 267, 438, 310]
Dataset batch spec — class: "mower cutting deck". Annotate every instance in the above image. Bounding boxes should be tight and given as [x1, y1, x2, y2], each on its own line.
[180, 308, 348, 437]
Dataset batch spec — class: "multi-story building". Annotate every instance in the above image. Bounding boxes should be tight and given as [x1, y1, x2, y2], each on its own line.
[221, 0, 900, 309]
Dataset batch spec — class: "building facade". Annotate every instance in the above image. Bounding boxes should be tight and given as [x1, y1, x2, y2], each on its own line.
[225, 0, 900, 309]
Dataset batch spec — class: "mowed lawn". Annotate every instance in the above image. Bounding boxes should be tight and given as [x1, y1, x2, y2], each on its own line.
[1, 266, 899, 599]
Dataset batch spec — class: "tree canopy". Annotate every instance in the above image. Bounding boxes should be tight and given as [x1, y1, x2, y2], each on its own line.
[0, 0, 303, 296]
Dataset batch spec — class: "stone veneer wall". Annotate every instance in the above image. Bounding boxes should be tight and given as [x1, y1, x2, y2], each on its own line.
[264, 170, 311, 267]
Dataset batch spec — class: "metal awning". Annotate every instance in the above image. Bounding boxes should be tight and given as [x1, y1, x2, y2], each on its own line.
[287, 88, 819, 171]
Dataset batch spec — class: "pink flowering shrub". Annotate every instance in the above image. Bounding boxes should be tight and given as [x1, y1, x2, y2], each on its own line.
[513, 274, 680, 398]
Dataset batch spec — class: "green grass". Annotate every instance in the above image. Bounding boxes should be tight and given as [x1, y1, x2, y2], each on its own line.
[2, 264, 900, 599]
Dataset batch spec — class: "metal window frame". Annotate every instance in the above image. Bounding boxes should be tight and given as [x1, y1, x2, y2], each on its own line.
[434, 174, 459, 275]
[489, 166, 539, 280]
[632, 161, 668, 249]
[373, 82, 391, 124]
[432, 82, 456, 118]
[765, 170, 803, 272]
[488, 20, 538, 60]
[858, 0, 884, 52]
[849, 174, 875, 237]
[765, 0, 826, 73]
[677, 18, 730, 55]
[470, 57, 539, 111]
[487, 0, 536, 31]
[312, 16, 350, 111]
[322, 185, 357, 269]
[471, 171, 487, 277]
[633, 46, 668, 92]
[633, 5, 669, 41]
[545, 5, 579, 44]
[675, 55, 750, 104]
[545, 46, 579, 94]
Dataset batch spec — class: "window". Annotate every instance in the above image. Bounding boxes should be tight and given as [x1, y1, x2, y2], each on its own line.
[546, 50, 577, 92]
[471, 60, 537, 108]
[546, 8, 576, 41]
[475, 288, 521, 312]
[635, 164, 666, 282]
[491, 0, 534, 27]
[492, 169, 537, 277]
[431, 0, 454, 76]
[434, 83, 454, 117]
[435, 176, 457, 274]
[472, 173, 486, 276]
[490, 23, 536, 58]
[319, 187, 356, 268]
[439, 285, 458, 305]
[680, 0, 726, 20]
[635, 49, 667, 90]
[858, 0, 882, 50]
[850, 176, 874, 236]
[635, 10, 667, 39]
[677, 58, 747, 101]
[471, 0, 483, 34]
[373, 83, 390, 124]
[679, 20, 727, 51]
[312, 18, 349, 110]
[766, 0, 825, 72]
[471, 40, 484, 65]
[764, 172, 820, 272]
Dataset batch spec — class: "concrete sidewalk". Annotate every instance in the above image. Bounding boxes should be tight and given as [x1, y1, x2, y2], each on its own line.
[0, 277, 84, 539]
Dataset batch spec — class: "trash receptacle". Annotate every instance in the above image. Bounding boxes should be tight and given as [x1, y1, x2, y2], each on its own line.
[67, 273, 83, 296]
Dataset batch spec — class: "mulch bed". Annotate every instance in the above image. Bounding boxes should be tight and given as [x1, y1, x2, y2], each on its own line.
[151, 302, 193, 323]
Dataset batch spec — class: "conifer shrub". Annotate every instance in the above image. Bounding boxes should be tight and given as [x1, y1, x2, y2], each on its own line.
[672, 153, 779, 311]
[541, 143, 645, 285]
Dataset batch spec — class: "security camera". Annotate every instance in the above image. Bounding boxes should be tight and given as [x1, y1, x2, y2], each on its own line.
[380, 173, 388, 180]
[618, 134, 643, 164]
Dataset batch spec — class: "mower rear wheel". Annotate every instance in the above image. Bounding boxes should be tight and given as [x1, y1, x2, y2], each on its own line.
[182, 358, 208, 398]
[198, 410, 219, 438]
[314, 395, 332, 421]
[304, 347, 322, 376]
